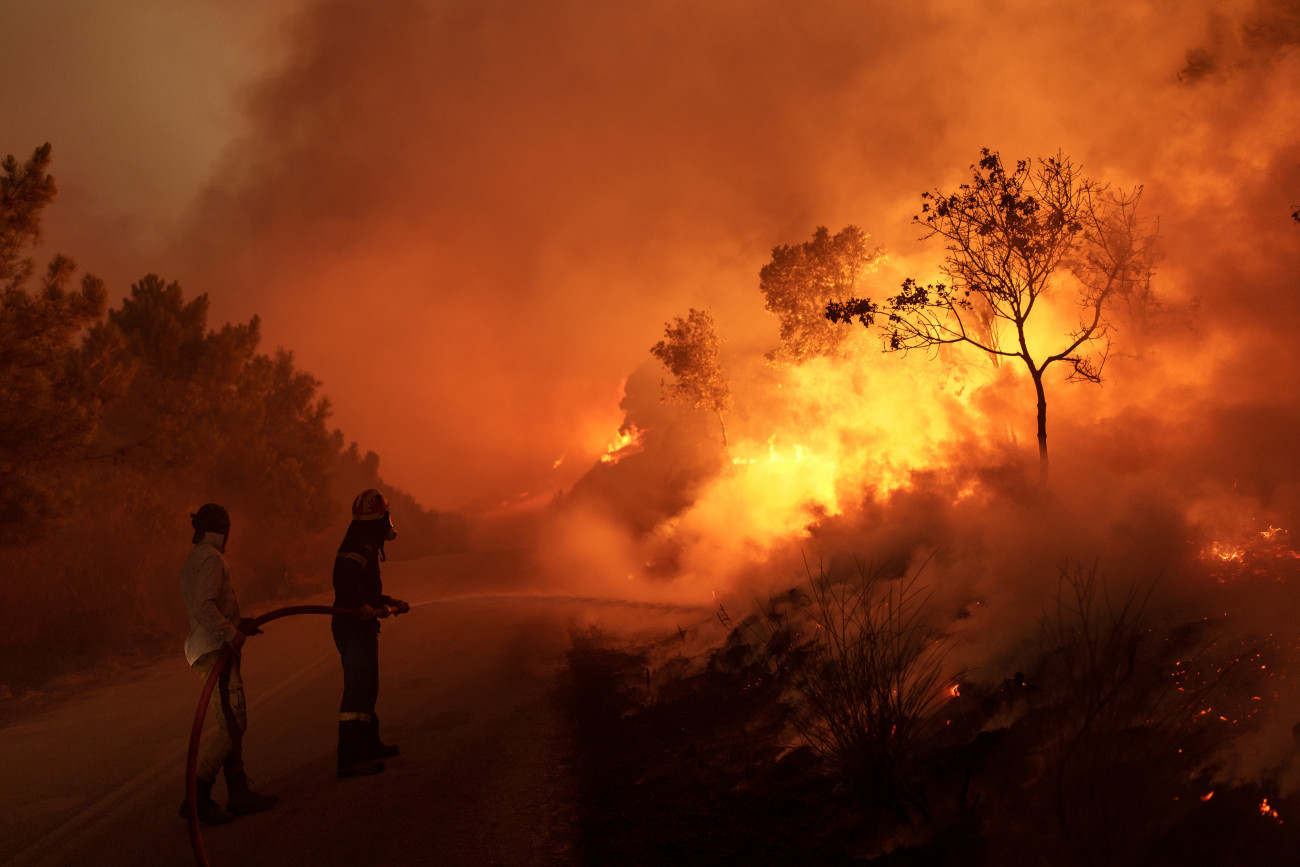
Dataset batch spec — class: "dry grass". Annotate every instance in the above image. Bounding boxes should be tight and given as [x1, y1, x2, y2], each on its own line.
[794, 558, 950, 822]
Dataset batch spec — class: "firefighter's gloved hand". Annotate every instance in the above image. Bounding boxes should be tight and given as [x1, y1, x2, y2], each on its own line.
[238, 618, 264, 636]
[392, 599, 410, 615]
[359, 604, 378, 620]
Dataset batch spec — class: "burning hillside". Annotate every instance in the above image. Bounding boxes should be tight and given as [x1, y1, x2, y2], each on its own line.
[4, 0, 1300, 862]
[541, 130, 1300, 861]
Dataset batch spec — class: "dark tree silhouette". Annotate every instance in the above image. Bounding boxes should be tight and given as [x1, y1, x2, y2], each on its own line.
[2, 144, 58, 292]
[0, 144, 107, 538]
[86, 274, 262, 469]
[0, 146, 455, 686]
[828, 150, 1156, 485]
[83, 276, 344, 533]
[650, 308, 732, 448]
[760, 225, 884, 363]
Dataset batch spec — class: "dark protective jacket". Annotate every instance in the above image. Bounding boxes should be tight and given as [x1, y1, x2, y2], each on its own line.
[331, 537, 394, 634]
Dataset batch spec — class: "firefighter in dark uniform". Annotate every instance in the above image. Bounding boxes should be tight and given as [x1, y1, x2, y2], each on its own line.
[332, 489, 410, 777]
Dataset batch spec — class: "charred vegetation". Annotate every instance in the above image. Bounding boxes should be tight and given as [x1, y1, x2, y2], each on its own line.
[564, 551, 1300, 866]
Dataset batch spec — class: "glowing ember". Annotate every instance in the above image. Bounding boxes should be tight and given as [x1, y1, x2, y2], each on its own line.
[1201, 526, 1298, 580]
[1212, 543, 1245, 563]
[1260, 798, 1281, 822]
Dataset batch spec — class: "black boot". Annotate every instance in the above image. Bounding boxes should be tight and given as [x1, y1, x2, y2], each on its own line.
[337, 720, 385, 777]
[179, 779, 235, 825]
[226, 771, 278, 815]
[365, 713, 399, 760]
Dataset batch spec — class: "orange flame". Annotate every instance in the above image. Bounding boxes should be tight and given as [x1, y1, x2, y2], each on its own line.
[650, 350, 1000, 585]
[600, 425, 645, 465]
[1211, 543, 1245, 563]
[1200, 526, 1297, 579]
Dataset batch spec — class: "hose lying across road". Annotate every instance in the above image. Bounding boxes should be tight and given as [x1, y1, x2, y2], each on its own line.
[185, 604, 395, 867]
[183, 592, 708, 865]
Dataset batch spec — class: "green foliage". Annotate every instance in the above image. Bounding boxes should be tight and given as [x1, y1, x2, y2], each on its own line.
[760, 224, 883, 363]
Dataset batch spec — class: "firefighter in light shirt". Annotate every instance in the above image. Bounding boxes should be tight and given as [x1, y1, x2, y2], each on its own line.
[178, 503, 278, 824]
[331, 489, 409, 777]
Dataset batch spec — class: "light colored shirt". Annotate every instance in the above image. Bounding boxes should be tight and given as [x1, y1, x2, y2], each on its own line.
[180, 532, 240, 665]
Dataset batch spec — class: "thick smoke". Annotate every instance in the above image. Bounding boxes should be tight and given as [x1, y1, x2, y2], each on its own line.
[170, 6, 1300, 766]
[6, 1, 1297, 513]
[4, 0, 1300, 789]
[7, 0, 1298, 595]
[149, 0, 1288, 512]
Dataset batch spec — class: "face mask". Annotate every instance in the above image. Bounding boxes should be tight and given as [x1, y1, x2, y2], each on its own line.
[383, 514, 397, 542]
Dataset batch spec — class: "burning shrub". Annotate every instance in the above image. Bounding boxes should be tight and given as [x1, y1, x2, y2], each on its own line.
[792, 559, 951, 821]
[1029, 564, 1223, 866]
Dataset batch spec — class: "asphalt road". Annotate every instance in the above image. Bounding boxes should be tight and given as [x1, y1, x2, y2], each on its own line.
[1, 553, 706, 866]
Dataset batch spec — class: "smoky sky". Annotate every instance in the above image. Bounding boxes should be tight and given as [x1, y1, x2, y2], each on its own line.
[3, 0, 1299, 510]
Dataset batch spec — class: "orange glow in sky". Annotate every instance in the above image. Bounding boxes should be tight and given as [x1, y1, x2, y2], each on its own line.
[2, 0, 1298, 518]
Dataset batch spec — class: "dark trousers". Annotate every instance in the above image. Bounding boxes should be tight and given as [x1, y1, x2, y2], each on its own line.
[333, 626, 380, 766]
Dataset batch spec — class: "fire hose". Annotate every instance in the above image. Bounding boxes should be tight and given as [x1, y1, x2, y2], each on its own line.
[185, 603, 401, 867]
